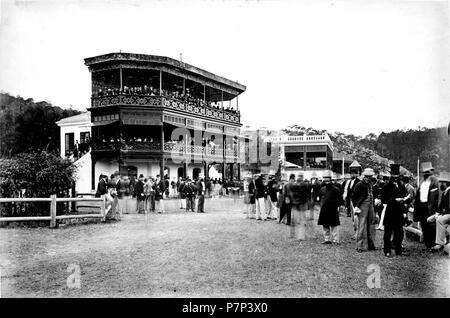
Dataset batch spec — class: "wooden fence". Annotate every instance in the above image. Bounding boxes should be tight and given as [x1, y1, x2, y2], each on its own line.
[0, 195, 106, 228]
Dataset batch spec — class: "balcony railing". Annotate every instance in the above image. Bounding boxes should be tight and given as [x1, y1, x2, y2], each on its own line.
[92, 140, 241, 161]
[91, 94, 241, 124]
[92, 140, 162, 152]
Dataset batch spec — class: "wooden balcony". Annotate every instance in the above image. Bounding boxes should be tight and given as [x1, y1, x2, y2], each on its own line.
[91, 94, 241, 124]
[91, 140, 241, 162]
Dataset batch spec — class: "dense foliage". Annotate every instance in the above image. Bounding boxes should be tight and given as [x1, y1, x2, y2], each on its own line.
[0, 151, 77, 217]
[0, 92, 81, 157]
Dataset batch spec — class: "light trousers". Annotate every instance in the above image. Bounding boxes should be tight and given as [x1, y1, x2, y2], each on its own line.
[155, 199, 164, 213]
[256, 197, 267, 220]
[323, 225, 339, 242]
[436, 214, 450, 246]
[355, 200, 376, 250]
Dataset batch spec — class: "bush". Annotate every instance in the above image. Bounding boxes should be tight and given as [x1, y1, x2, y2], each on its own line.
[0, 151, 77, 217]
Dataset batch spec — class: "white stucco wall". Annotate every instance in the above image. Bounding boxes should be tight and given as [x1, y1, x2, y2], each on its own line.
[58, 124, 91, 158]
[74, 152, 93, 193]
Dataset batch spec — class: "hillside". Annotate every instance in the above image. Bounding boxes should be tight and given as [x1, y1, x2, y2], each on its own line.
[281, 125, 450, 174]
[0, 92, 81, 157]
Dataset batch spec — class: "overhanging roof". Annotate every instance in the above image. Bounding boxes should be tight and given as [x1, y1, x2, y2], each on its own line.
[84, 52, 246, 95]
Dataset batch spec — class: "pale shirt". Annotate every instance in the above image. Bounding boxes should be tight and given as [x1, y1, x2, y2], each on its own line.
[420, 178, 431, 203]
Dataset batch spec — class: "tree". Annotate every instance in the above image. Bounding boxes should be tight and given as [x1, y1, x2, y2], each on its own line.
[0, 92, 81, 157]
[0, 151, 77, 217]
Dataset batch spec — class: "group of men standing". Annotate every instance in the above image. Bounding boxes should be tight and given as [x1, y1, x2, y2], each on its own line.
[244, 160, 450, 257]
[176, 176, 206, 213]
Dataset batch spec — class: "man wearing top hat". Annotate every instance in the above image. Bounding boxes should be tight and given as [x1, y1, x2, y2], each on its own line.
[352, 168, 377, 252]
[414, 162, 440, 250]
[430, 172, 450, 252]
[381, 164, 408, 257]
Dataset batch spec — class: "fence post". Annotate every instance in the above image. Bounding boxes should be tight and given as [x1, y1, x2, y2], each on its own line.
[100, 195, 106, 222]
[50, 195, 57, 228]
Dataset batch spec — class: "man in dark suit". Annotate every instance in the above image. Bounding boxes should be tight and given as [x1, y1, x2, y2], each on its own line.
[381, 164, 407, 257]
[197, 176, 206, 213]
[95, 172, 108, 197]
[280, 174, 296, 225]
[136, 174, 145, 214]
[352, 168, 377, 252]
[414, 162, 440, 250]
[184, 179, 196, 212]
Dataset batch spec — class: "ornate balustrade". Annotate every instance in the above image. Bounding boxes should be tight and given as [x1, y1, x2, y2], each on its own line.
[92, 139, 241, 161]
[91, 94, 240, 124]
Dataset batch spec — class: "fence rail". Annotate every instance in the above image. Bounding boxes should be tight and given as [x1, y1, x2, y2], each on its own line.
[0, 195, 106, 227]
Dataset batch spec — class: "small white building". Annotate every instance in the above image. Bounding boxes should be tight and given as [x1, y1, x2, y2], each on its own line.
[56, 112, 93, 193]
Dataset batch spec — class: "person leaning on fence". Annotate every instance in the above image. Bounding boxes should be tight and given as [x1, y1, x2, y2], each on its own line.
[352, 168, 378, 252]
[430, 173, 450, 252]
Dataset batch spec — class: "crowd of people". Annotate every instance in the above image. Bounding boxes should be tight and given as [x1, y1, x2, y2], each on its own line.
[242, 162, 450, 257]
[93, 85, 240, 115]
[95, 172, 244, 218]
[94, 161, 450, 257]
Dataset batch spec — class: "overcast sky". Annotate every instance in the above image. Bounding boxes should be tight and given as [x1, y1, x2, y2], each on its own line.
[0, 0, 449, 136]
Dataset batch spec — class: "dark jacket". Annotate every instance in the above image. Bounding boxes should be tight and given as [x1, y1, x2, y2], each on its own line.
[184, 183, 196, 199]
[135, 179, 145, 201]
[318, 183, 343, 226]
[289, 181, 309, 207]
[248, 180, 256, 204]
[197, 181, 204, 196]
[437, 187, 450, 215]
[267, 179, 278, 202]
[154, 180, 164, 201]
[381, 181, 407, 226]
[255, 177, 265, 199]
[414, 175, 440, 221]
[352, 179, 373, 208]
[95, 178, 107, 197]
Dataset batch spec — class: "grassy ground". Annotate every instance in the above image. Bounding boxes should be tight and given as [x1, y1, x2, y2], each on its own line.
[0, 197, 449, 298]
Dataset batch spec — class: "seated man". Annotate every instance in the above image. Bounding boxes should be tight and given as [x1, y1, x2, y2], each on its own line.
[431, 176, 450, 251]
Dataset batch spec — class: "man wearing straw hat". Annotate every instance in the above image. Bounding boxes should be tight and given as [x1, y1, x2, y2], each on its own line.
[318, 170, 344, 244]
[352, 168, 377, 252]
[414, 162, 440, 251]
